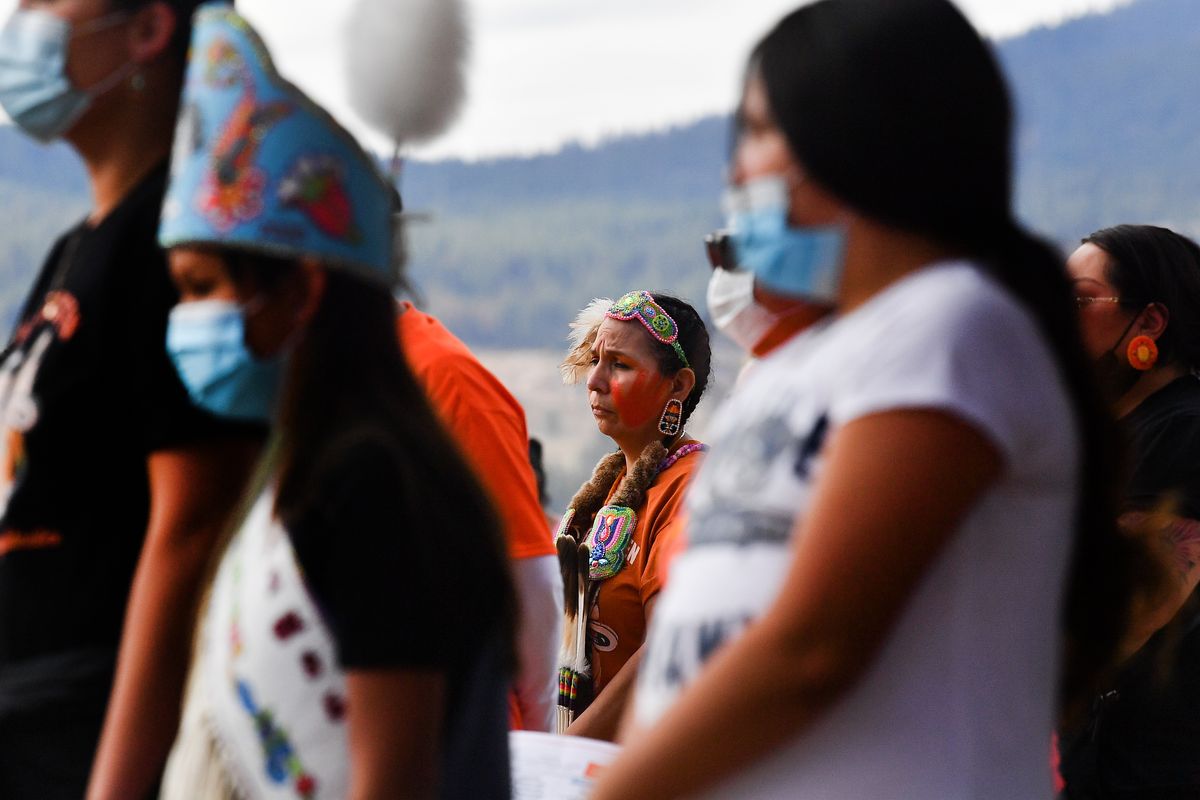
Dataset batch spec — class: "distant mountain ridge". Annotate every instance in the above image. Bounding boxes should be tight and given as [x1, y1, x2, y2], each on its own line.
[1003, 0, 1200, 239]
[403, 117, 729, 213]
[0, 0, 1197, 347]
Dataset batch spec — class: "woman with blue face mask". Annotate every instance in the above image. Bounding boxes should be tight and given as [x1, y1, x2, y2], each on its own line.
[704, 235, 829, 367]
[161, 250, 515, 799]
[0, 2, 263, 798]
[594, 1, 1153, 798]
[148, 6, 514, 798]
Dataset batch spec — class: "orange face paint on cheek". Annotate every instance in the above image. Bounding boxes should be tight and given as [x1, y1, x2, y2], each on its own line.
[611, 370, 670, 428]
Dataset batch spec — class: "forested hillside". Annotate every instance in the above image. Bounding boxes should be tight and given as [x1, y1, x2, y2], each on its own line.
[0, 0, 1196, 346]
[1004, 0, 1200, 241]
[0, 0, 1195, 497]
[401, 0, 1200, 348]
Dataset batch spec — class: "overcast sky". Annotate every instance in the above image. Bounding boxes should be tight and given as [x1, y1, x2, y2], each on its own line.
[0, 0, 1134, 161]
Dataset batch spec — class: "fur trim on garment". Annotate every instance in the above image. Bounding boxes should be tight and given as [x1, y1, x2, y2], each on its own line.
[557, 442, 668, 548]
[561, 451, 624, 536]
[611, 441, 668, 509]
[553, 441, 669, 611]
[553, 441, 670, 732]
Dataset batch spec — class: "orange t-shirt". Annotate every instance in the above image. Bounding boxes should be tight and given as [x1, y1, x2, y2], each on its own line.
[397, 302, 555, 562]
[588, 446, 703, 694]
[398, 303, 556, 731]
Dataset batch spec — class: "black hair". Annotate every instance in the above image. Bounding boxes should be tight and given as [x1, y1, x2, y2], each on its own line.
[528, 437, 549, 507]
[645, 293, 712, 432]
[752, 0, 1145, 722]
[224, 251, 516, 668]
[1084, 225, 1200, 372]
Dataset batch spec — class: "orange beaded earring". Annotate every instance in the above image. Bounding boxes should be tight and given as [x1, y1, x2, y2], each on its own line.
[658, 399, 683, 436]
[1127, 335, 1158, 371]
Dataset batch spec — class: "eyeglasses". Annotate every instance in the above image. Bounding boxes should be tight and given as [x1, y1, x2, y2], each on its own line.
[1074, 296, 1126, 309]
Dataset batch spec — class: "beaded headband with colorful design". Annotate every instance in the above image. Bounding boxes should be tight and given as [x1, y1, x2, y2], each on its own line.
[605, 291, 690, 368]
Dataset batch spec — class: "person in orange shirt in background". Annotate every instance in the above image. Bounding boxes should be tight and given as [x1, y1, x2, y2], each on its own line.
[553, 290, 711, 741]
[398, 300, 561, 732]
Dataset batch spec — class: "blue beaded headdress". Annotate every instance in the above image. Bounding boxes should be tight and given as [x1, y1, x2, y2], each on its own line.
[159, 2, 395, 280]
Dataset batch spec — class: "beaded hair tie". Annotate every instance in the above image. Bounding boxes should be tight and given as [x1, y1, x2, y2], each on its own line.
[606, 291, 690, 368]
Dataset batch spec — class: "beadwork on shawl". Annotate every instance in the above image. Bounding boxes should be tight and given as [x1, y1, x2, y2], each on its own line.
[200, 486, 349, 799]
[235, 678, 318, 798]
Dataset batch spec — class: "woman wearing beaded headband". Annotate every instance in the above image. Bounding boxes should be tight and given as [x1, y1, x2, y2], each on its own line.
[555, 290, 711, 740]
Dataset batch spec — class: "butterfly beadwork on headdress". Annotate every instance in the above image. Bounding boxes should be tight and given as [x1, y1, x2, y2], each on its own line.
[159, 3, 395, 280]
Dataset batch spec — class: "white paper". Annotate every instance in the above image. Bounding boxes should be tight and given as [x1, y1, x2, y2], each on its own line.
[510, 730, 622, 800]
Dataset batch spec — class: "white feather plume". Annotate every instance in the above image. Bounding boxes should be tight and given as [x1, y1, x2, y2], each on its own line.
[342, 0, 469, 146]
[560, 298, 612, 385]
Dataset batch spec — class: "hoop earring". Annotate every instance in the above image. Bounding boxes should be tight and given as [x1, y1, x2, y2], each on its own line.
[1127, 335, 1158, 371]
[658, 399, 683, 436]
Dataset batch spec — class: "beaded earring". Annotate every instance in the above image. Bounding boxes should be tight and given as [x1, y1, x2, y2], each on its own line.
[658, 398, 683, 436]
[1127, 335, 1158, 371]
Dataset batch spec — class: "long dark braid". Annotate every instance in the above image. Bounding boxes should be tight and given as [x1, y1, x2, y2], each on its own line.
[647, 293, 711, 431]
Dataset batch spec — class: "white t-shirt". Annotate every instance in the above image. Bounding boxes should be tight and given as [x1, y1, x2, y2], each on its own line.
[636, 262, 1078, 799]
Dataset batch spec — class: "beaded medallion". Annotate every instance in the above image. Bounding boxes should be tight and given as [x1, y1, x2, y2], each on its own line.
[586, 505, 637, 581]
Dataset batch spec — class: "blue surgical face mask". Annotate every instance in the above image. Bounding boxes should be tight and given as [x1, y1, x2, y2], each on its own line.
[0, 9, 132, 142]
[166, 299, 284, 423]
[723, 175, 846, 303]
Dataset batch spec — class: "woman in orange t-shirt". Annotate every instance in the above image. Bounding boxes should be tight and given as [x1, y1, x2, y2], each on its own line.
[555, 291, 711, 741]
